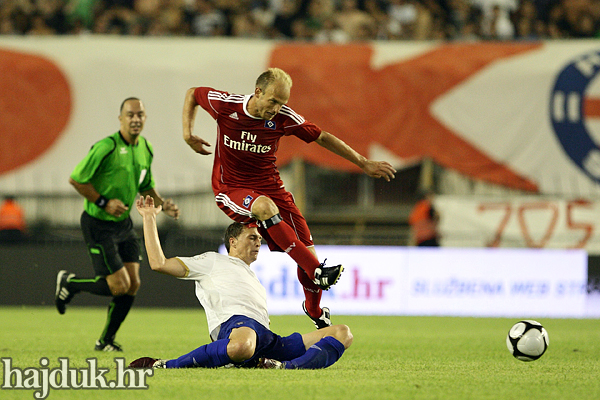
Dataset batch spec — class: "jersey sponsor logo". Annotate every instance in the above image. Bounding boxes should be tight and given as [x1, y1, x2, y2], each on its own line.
[243, 195, 253, 208]
[550, 51, 600, 183]
[223, 134, 271, 154]
[119, 147, 128, 154]
[229, 112, 239, 120]
[264, 120, 276, 130]
[241, 131, 256, 142]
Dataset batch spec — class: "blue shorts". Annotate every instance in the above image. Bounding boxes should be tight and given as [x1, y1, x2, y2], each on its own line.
[217, 315, 306, 367]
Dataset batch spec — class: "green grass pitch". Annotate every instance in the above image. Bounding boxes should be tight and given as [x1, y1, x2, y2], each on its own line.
[1, 306, 599, 400]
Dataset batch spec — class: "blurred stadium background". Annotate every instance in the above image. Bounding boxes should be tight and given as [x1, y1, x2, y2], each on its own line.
[1, 2, 600, 316]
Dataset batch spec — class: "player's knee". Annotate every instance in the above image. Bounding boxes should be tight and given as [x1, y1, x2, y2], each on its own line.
[127, 276, 141, 295]
[109, 285, 127, 296]
[251, 197, 279, 221]
[108, 276, 130, 296]
[227, 338, 256, 362]
[332, 324, 353, 349]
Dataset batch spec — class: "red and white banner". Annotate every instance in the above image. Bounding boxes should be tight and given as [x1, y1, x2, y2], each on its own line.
[436, 196, 600, 251]
[2, 39, 600, 196]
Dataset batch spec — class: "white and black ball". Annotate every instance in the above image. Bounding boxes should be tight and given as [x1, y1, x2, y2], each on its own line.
[506, 320, 549, 362]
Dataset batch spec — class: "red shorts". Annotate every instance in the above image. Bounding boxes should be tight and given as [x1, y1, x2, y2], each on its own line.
[214, 188, 313, 252]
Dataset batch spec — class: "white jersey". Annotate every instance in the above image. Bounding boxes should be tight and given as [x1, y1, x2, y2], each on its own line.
[176, 252, 270, 340]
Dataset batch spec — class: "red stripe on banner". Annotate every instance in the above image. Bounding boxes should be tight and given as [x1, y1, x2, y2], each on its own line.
[0, 49, 72, 175]
[269, 43, 541, 192]
[584, 97, 600, 118]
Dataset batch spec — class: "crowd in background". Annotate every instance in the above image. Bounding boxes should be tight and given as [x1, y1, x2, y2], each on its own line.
[0, 0, 598, 42]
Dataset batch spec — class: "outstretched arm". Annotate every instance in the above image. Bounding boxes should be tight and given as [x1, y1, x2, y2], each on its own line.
[182, 87, 212, 155]
[135, 195, 187, 277]
[315, 131, 396, 181]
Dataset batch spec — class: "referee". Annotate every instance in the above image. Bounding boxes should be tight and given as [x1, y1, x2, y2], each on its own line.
[55, 97, 180, 352]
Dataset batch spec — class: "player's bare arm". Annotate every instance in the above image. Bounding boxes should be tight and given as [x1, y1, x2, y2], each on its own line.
[136, 195, 187, 277]
[69, 177, 128, 217]
[140, 188, 180, 220]
[183, 87, 212, 155]
[315, 131, 397, 182]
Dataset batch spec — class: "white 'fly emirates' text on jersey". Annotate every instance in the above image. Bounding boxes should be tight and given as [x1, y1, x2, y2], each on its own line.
[176, 252, 270, 340]
[194, 87, 322, 192]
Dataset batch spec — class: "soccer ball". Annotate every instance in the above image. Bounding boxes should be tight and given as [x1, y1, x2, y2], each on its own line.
[506, 320, 549, 362]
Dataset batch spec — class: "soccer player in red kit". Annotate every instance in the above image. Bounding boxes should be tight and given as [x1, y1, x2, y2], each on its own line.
[182, 68, 396, 329]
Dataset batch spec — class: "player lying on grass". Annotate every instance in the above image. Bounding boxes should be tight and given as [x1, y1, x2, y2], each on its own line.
[129, 195, 353, 369]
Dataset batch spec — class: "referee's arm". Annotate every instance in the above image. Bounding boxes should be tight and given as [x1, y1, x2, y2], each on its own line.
[69, 177, 128, 217]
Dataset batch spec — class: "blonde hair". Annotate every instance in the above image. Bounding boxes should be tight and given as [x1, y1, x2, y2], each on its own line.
[255, 68, 292, 91]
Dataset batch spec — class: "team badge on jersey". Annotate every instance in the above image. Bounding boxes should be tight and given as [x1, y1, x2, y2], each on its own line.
[243, 195, 253, 208]
[264, 120, 276, 130]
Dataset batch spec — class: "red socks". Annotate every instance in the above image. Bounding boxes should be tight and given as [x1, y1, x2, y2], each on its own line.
[264, 220, 324, 319]
[297, 267, 322, 318]
[265, 221, 321, 280]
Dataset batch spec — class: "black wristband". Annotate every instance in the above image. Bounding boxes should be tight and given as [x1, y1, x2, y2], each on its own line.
[95, 195, 109, 208]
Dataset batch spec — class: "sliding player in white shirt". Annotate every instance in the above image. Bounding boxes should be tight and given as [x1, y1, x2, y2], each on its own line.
[182, 67, 396, 329]
[129, 195, 352, 369]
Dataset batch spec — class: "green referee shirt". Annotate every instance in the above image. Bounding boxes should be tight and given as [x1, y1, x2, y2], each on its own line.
[70, 131, 156, 222]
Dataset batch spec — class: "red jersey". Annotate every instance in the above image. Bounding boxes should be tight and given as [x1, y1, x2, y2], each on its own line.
[195, 87, 322, 192]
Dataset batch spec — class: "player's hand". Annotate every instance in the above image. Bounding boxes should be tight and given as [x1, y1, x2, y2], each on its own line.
[185, 134, 212, 155]
[135, 195, 162, 217]
[162, 198, 180, 220]
[362, 160, 397, 182]
[105, 198, 129, 217]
